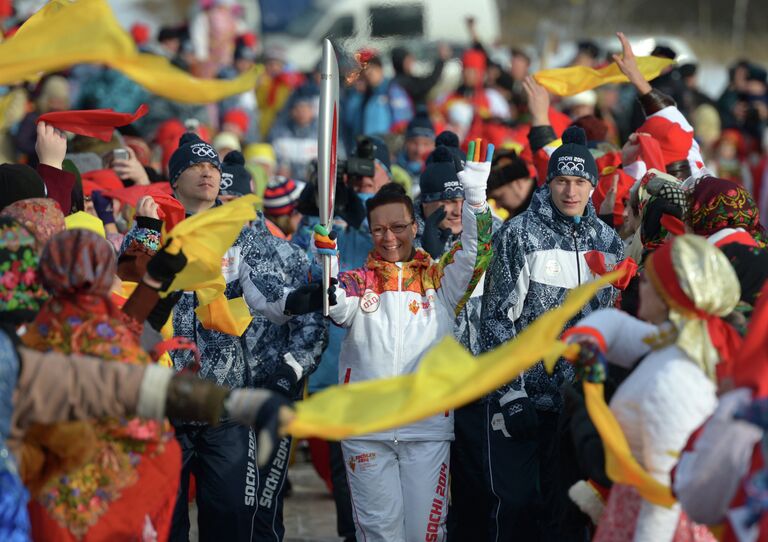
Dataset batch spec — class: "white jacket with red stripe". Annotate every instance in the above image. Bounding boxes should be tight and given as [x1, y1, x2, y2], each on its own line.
[329, 202, 493, 441]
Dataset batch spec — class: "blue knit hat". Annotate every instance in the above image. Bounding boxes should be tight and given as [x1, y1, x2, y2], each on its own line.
[406, 110, 435, 140]
[168, 132, 221, 186]
[420, 146, 464, 203]
[546, 126, 598, 186]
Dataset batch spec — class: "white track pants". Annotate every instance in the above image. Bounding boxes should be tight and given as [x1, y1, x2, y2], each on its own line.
[341, 439, 450, 542]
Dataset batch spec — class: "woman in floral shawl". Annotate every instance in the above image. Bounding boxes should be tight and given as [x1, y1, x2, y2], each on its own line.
[21, 228, 182, 542]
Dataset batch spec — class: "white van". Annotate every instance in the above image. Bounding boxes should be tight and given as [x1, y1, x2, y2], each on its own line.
[263, 0, 501, 72]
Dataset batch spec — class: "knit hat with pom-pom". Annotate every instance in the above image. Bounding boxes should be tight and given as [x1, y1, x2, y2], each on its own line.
[547, 126, 598, 186]
[420, 145, 464, 203]
[219, 151, 253, 197]
[427, 131, 464, 172]
[168, 132, 221, 186]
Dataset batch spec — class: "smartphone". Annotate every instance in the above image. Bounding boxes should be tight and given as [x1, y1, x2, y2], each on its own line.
[113, 148, 129, 161]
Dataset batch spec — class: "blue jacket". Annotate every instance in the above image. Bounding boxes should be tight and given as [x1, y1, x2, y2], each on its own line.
[241, 217, 327, 388]
[0, 331, 29, 541]
[292, 214, 373, 392]
[342, 78, 412, 149]
[267, 116, 319, 180]
[480, 185, 624, 412]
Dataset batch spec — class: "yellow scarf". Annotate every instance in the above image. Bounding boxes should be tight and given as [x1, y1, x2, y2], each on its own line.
[286, 273, 619, 439]
[0, 0, 261, 104]
[534, 57, 675, 96]
[163, 195, 260, 336]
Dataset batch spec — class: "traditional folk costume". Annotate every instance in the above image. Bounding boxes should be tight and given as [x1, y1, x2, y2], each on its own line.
[21, 229, 181, 542]
[566, 235, 742, 541]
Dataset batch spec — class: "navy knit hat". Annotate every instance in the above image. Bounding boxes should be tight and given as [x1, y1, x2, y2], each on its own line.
[219, 151, 252, 197]
[406, 110, 435, 140]
[546, 126, 598, 186]
[168, 132, 221, 186]
[427, 131, 464, 172]
[420, 146, 464, 203]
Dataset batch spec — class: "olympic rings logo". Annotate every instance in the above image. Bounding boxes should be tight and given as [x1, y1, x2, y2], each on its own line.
[191, 144, 217, 158]
[220, 173, 234, 189]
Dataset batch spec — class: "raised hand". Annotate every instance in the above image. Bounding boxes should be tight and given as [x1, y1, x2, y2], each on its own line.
[572, 340, 607, 384]
[283, 278, 338, 316]
[522, 75, 551, 126]
[309, 224, 338, 267]
[612, 32, 652, 95]
[35, 121, 67, 169]
[111, 146, 150, 186]
[136, 195, 160, 219]
[599, 173, 620, 216]
[146, 239, 188, 291]
[459, 138, 494, 207]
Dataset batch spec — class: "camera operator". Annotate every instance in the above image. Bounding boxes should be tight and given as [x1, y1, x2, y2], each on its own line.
[291, 135, 392, 542]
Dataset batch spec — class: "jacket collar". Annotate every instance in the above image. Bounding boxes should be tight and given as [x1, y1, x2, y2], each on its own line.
[366, 247, 432, 272]
[528, 184, 596, 236]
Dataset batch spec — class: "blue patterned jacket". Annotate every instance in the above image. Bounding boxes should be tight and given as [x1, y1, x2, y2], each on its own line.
[480, 185, 624, 412]
[120, 212, 326, 390]
[292, 214, 372, 392]
[240, 218, 327, 388]
[412, 198, 502, 355]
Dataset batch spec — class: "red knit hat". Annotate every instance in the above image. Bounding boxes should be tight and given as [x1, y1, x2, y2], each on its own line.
[263, 177, 305, 216]
[222, 109, 249, 135]
[462, 49, 486, 73]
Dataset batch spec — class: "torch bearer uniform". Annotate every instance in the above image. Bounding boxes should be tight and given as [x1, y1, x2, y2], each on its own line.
[328, 201, 493, 542]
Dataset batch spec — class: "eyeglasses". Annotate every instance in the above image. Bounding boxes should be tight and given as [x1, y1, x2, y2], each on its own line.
[371, 221, 414, 238]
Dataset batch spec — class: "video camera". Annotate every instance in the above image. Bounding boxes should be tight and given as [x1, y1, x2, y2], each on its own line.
[338, 136, 376, 182]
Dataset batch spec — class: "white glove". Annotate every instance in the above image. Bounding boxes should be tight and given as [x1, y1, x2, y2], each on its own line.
[458, 160, 491, 207]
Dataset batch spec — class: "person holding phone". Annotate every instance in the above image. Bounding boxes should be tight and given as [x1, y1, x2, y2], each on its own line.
[109, 146, 150, 186]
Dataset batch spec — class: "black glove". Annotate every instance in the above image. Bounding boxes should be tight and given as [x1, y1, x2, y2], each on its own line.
[500, 395, 539, 441]
[283, 278, 338, 316]
[146, 239, 187, 291]
[225, 388, 293, 467]
[266, 363, 299, 398]
[337, 185, 367, 229]
[146, 291, 183, 331]
[421, 206, 452, 259]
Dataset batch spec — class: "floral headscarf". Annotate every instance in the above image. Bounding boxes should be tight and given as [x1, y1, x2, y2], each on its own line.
[21, 229, 175, 537]
[0, 217, 47, 326]
[689, 176, 766, 245]
[0, 198, 65, 255]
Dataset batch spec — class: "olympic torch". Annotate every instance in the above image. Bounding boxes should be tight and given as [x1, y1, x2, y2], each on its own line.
[317, 39, 340, 316]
